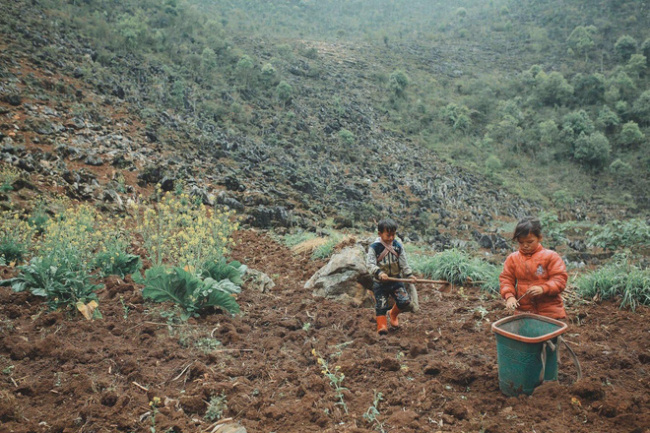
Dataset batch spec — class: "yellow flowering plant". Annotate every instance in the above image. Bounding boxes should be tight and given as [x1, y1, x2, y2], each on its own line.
[311, 349, 348, 414]
[131, 189, 239, 271]
[0, 164, 20, 193]
[0, 212, 35, 264]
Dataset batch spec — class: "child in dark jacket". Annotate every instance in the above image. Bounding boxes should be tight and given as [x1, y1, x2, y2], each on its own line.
[366, 219, 417, 334]
[500, 216, 568, 319]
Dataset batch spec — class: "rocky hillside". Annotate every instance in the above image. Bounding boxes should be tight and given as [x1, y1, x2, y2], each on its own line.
[0, 0, 646, 247]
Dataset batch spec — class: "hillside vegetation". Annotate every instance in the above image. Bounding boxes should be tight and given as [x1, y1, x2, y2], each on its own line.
[2, 0, 649, 233]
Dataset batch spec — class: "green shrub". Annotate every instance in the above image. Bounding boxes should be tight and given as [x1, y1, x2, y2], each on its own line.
[609, 159, 633, 177]
[413, 249, 500, 293]
[0, 214, 34, 264]
[587, 219, 650, 251]
[276, 81, 293, 104]
[484, 154, 502, 173]
[93, 234, 141, 278]
[135, 265, 241, 320]
[1, 257, 102, 313]
[573, 132, 610, 170]
[619, 121, 644, 148]
[338, 129, 355, 146]
[576, 260, 650, 311]
[388, 70, 409, 97]
[0, 165, 20, 193]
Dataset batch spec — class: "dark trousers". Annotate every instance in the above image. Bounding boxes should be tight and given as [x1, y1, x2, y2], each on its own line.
[373, 281, 411, 316]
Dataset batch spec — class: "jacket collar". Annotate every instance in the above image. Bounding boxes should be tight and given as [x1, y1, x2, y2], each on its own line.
[519, 243, 543, 257]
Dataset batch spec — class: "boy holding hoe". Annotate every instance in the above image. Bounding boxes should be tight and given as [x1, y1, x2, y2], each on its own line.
[366, 218, 418, 335]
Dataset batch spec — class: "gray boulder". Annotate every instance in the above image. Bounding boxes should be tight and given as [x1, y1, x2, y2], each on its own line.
[305, 245, 375, 307]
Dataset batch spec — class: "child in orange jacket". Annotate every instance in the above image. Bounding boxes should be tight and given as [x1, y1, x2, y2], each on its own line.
[500, 217, 568, 319]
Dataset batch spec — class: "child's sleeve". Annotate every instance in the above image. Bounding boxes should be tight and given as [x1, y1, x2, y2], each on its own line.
[499, 255, 516, 300]
[542, 252, 568, 296]
[366, 245, 381, 279]
[398, 246, 414, 278]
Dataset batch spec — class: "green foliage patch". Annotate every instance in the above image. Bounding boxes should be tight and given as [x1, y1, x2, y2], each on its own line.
[134, 265, 242, 320]
[576, 259, 650, 311]
[413, 249, 500, 293]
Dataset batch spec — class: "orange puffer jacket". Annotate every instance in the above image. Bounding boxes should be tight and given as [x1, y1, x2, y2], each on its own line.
[499, 244, 568, 319]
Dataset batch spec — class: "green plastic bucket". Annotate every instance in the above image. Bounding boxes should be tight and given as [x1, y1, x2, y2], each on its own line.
[491, 314, 568, 396]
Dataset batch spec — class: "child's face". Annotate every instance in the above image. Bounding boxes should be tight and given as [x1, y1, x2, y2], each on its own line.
[517, 232, 541, 254]
[379, 229, 396, 244]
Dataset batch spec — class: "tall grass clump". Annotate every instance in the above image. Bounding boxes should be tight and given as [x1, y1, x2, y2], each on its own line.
[587, 219, 650, 251]
[576, 258, 650, 311]
[413, 249, 500, 294]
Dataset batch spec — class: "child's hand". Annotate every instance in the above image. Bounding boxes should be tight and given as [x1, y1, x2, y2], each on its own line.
[505, 297, 519, 310]
[527, 286, 544, 297]
[379, 273, 389, 281]
[409, 275, 418, 282]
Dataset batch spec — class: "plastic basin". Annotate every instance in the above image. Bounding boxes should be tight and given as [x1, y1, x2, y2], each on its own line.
[491, 313, 567, 396]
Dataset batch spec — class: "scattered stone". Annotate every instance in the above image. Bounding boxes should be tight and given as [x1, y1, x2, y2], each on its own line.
[243, 268, 275, 293]
[85, 155, 104, 166]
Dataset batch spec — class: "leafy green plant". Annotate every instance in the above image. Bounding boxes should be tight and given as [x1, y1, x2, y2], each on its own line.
[576, 259, 650, 311]
[93, 234, 141, 278]
[1, 257, 102, 312]
[414, 249, 500, 293]
[200, 258, 246, 286]
[205, 393, 228, 421]
[363, 391, 386, 433]
[587, 219, 650, 251]
[134, 266, 241, 320]
[312, 349, 348, 414]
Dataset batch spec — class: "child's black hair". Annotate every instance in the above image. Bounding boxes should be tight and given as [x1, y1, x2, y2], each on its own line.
[512, 216, 543, 240]
[377, 218, 398, 233]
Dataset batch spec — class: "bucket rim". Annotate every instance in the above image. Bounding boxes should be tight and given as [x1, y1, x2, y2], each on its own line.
[491, 313, 567, 343]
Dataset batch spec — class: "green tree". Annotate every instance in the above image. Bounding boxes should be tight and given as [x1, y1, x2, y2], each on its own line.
[562, 110, 595, 139]
[632, 90, 650, 125]
[535, 71, 573, 106]
[625, 54, 647, 78]
[537, 119, 559, 146]
[596, 105, 621, 133]
[573, 132, 611, 170]
[567, 25, 597, 62]
[276, 81, 293, 105]
[388, 70, 409, 97]
[641, 38, 650, 66]
[619, 121, 645, 148]
[201, 47, 218, 75]
[572, 73, 605, 105]
[236, 55, 255, 90]
[614, 35, 637, 62]
[608, 71, 637, 101]
[261, 63, 277, 87]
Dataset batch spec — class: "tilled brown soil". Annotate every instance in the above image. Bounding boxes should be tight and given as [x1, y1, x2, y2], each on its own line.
[0, 230, 649, 433]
